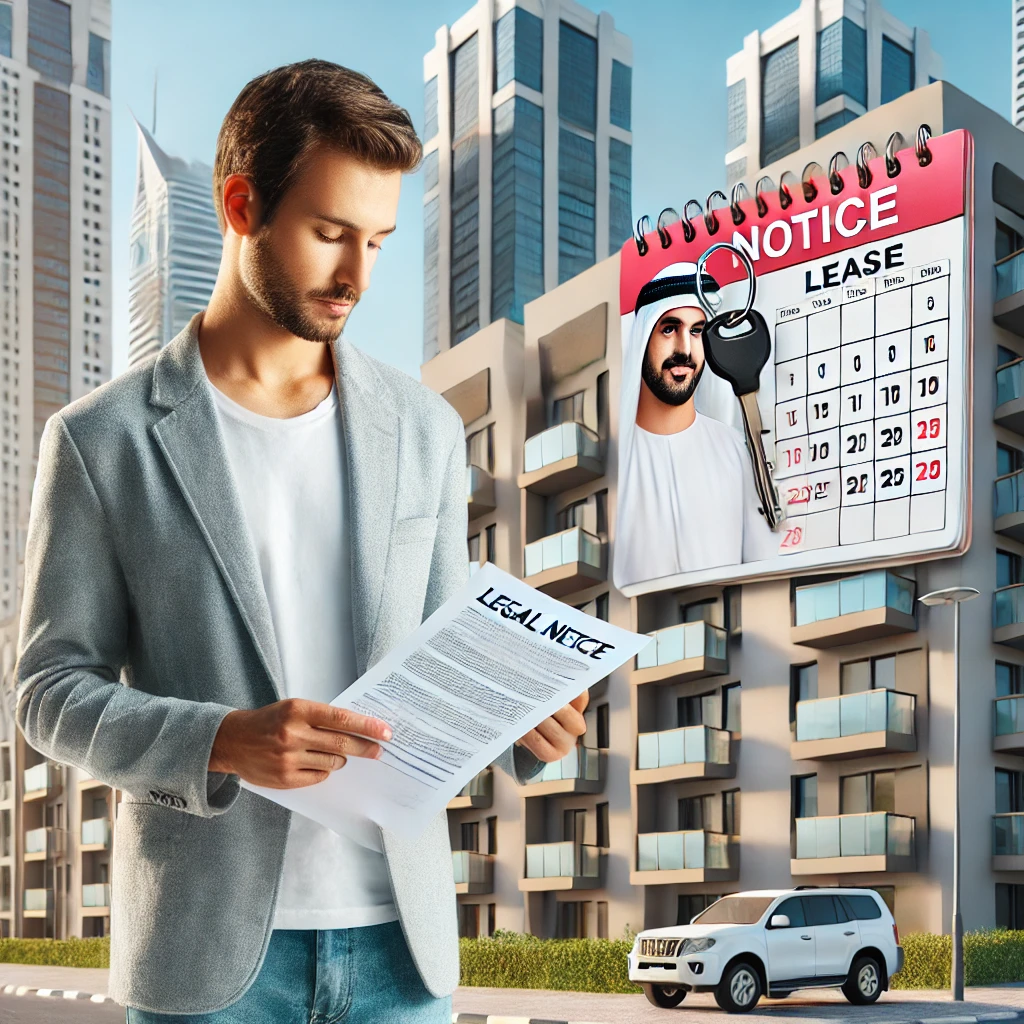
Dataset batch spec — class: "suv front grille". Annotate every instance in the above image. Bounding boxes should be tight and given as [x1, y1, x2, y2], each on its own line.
[640, 938, 679, 958]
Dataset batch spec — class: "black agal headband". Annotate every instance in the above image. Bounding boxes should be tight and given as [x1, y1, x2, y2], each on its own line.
[634, 273, 720, 314]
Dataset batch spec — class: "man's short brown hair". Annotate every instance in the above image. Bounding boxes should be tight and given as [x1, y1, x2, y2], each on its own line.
[213, 59, 421, 233]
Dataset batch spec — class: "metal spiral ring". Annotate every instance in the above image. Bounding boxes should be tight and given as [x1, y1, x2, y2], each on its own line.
[696, 242, 756, 327]
[634, 214, 651, 257]
[856, 142, 877, 189]
[729, 182, 749, 225]
[828, 151, 848, 194]
[778, 170, 799, 210]
[801, 162, 823, 203]
[682, 199, 702, 243]
[754, 176, 774, 218]
[916, 123, 933, 166]
[704, 190, 727, 235]
[656, 207, 679, 249]
[885, 132, 905, 178]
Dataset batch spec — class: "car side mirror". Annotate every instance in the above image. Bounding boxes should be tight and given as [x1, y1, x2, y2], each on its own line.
[769, 914, 790, 929]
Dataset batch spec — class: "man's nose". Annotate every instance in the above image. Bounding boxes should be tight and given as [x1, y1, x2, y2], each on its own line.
[335, 245, 372, 296]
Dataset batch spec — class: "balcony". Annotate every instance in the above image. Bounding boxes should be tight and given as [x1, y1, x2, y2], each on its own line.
[994, 585, 1024, 648]
[993, 813, 1024, 869]
[632, 830, 738, 885]
[632, 726, 734, 785]
[81, 817, 111, 851]
[452, 851, 494, 895]
[995, 471, 1024, 541]
[23, 888, 52, 916]
[994, 696, 1024, 754]
[466, 464, 495, 520]
[447, 768, 493, 810]
[81, 883, 110, 911]
[631, 621, 728, 686]
[792, 689, 917, 761]
[792, 812, 916, 874]
[521, 743, 604, 797]
[995, 251, 1024, 337]
[518, 423, 603, 496]
[519, 842, 602, 891]
[995, 359, 1024, 434]
[24, 826, 62, 861]
[522, 526, 604, 597]
[792, 571, 916, 648]
[23, 762, 60, 800]
[0, 780, 11, 802]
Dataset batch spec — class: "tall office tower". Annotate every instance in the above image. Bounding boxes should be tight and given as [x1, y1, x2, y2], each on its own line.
[128, 121, 222, 367]
[422, 0, 633, 362]
[725, 0, 942, 186]
[1014, 0, 1024, 129]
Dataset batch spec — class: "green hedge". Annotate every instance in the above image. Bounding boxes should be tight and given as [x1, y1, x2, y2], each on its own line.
[0, 936, 110, 968]
[458, 930, 1024, 993]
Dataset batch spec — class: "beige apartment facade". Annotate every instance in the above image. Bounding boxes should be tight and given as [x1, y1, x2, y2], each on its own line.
[425, 80, 1024, 942]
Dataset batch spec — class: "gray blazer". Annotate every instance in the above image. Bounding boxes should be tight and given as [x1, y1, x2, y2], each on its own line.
[14, 312, 542, 1014]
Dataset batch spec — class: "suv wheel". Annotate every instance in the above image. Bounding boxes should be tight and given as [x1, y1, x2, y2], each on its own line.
[643, 984, 686, 1008]
[842, 955, 882, 1005]
[714, 961, 762, 1014]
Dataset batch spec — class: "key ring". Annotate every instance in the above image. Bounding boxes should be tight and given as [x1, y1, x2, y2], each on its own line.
[696, 242, 756, 328]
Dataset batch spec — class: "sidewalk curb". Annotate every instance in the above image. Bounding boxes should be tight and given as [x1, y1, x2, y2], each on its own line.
[1, 982, 114, 1003]
[449, 1012, 1024, 1024]
[452, 1016, 602, 1024]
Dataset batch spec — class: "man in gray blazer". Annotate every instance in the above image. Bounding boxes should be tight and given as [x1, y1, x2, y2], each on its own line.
[14, 61, 588, 1022]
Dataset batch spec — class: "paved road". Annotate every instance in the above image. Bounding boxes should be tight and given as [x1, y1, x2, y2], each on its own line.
[453, 984, 1024, 1023]
[0, 994, 121, 1021]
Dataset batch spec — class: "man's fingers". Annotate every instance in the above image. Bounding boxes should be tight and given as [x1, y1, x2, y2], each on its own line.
[547, 703, 587, 738]
[300, 701, 393, 742]
[570, 690, 590, 713]
[306, 731, 383, 761]
[517, 727, 562, 763]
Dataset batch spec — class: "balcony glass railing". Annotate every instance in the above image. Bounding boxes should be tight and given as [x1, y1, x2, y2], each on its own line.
[995, 585, 1024, 629]
[466, 464, 492, 500]
[523, 422, 601, 473]
[795, 812, 914, 859]
[636, 726, 730, 770]
[524, 841, 599, 879]
[796, 689, 915, 741]
[996, 471, 1024, 520]
[453, 770, 492, 802]
[636, 621, 728, 670]
[996, 251, 1024, 303]
[636, 830, 730, 872]
[994, 812, 1024, 855]
[23, 762, 51, 794]
[81, 818, 110, 847]
[531, 744, 601, 784]
[24, 827, 47, 855]
[998, 359, 1024, 407]
[0, 780, 11, 802]
[794, 571, 915, 627]
[451, 851, 493, 886]
[995, 695, 1024, 737]
[82, 883, 110, 908]
[23, 888, 51, 912]
[523, 527, 602, 577]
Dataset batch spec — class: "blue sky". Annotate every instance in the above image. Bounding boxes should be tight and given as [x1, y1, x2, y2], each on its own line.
[109, 0, 1009, 379]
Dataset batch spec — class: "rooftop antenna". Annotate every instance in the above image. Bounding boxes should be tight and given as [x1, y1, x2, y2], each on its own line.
[152, 69, 158, 136]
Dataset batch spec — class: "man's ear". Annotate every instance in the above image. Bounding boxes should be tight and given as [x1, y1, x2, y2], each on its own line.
[222, 173, 262, 237]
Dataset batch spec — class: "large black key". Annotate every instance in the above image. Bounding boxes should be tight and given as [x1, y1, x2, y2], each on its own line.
[702, 308, 784, 531]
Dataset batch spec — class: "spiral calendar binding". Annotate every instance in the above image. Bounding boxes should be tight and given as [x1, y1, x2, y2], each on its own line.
[632, 123, 935, 258]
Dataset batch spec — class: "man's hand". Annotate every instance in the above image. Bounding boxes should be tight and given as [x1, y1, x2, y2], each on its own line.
[516, 690, 589, 762]
[208, 698, 393, 789]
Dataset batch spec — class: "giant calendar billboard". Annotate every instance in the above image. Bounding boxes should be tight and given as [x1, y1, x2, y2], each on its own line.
[613, 128, 973, 597]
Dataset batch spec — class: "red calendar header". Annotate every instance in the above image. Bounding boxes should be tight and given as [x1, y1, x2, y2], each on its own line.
[619, 128, 971, 316]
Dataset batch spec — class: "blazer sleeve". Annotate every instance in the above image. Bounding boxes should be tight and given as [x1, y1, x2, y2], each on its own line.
[422, 407, 544, 787]
[14, 414, 241, 817]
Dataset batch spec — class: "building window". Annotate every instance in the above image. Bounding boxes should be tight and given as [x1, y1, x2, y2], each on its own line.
[793, 774, 818, 818]
[840, 654, 897, 694]
[486, 815, 497, 855]
[997, 661, 1024, 697]
[760, 39, 800, 166]
[881, 36, 914, 104]
[556, 499, 585, 531]
[424, 76, 438, 140]
[816, 17, 867, 107]
[610, 60, 631, 130]
[451, 34, 480, 346]
[466, 423, 493, 472]
[86, 33, 109, 97]
[558, 23, 596, 132]
[722, 790, 739, 835]
[609, 137, 631, 253]
[997, 768, 1024, 814]
[487, 902, 496, 936]
[494, 7, 542, 93]
[996, 883, 1024, 929]
[815, 108, 858, 139]
[0, 4, 11, 59]
[558, 127, 595, 283]
[460, 820, 479, 852]
[726, 157, 747, 188]
[595, 490, 608, 536]
[1000, 443, 1024, 477]
[484, 524, 496, 564]
[723, 682, 741, 733]
[423, 149, 438, 193]
[791, 663, 818, 723]
[553, 390, 585, 425]
[423, 196, 440, 359]
[678, 893, 721, 925]
[27, 0, 72, 84]
[682, 597, 723, 626]
[451, 36, 479, 140]
[468, 534, 481, 566]
[999, 549, 1023, 589]
[596, 802, 609, 847]
[459, 903, 480, 938]
[597, 900, 608, 939]
[1000, 346, 1020, 368]
[563, 807, 586, 843]
[997, 220, 1024, 262]
[491, 97, 543, 324]
[678, 793, 712, 830]
[556, 900, 588, 938]
[596, 702, 610, 748]
[726, 79, 746, 150]
[678, 691, 719, 729]
[841, 770, 896, 814]
[597, 371, 609, 436]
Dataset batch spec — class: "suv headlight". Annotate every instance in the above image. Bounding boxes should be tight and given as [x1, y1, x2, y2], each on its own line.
[681, 938, 716, 955]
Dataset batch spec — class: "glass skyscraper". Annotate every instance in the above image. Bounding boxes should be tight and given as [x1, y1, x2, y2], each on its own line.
[422, 0, 632, 362]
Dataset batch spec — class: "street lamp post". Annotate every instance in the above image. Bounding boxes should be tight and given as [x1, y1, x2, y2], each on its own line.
[918, 586, 980, 1003]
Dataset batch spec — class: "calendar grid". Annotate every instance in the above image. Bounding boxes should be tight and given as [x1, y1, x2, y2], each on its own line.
[772, 259, 951, 557]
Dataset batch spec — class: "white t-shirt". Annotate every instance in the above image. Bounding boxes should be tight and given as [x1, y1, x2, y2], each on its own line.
[616, 412, 778, 585]
[206, 373, 397, 931]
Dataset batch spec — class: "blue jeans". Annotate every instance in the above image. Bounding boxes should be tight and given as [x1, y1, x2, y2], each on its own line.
[125, 921, 452, 1023]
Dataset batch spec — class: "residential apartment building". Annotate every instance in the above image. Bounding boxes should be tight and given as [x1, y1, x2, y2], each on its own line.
[725, 0, 941, 187]
[422, 0, 632, 362]
[0, 0, 114, 940]
[1014, 0, 1024, 130]
[127, 120, 221, 367]
[425, 80, 1024, 940]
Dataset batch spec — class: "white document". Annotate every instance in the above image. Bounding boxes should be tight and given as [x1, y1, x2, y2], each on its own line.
[241, 562, 648, 840]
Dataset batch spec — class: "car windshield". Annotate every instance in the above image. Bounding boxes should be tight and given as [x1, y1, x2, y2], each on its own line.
[692, 896, 776, 926]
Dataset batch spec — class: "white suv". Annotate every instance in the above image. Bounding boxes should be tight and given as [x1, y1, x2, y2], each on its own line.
[628, 887, 903, 1013]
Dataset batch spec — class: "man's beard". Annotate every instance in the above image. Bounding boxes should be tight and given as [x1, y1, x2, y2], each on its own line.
[641, 348, 704, 406]
[240, 229, 359, 344]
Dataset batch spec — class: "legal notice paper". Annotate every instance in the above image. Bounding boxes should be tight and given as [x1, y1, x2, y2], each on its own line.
[242, 562, 648, 840]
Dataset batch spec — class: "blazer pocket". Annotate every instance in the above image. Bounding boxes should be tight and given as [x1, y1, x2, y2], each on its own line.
[394, 515, 439, 546]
